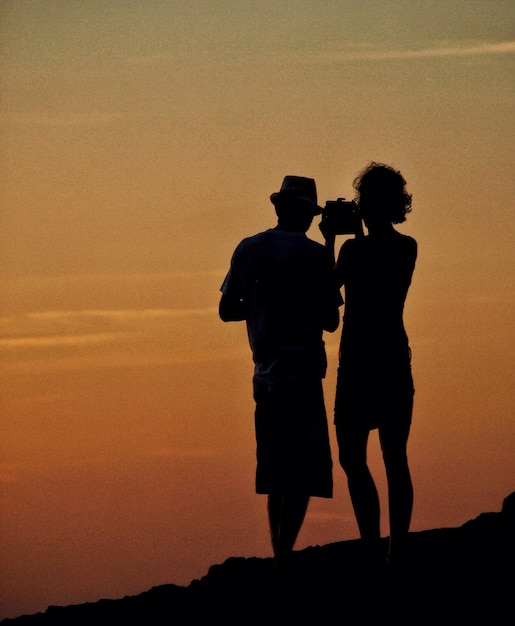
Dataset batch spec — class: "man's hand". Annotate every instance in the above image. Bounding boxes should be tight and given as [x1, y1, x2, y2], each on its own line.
[318, 215, 337, 243]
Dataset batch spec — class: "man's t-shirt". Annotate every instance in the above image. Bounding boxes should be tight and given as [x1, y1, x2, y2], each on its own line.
[220, 228, 342, 383]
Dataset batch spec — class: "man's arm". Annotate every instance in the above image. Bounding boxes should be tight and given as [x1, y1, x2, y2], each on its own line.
[320, 256, 343, 333]
[319, 224, 336, 268]
[219, 292, 246, 322]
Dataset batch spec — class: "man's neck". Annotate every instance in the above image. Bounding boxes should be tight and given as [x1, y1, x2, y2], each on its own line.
[274, 224, 307, 233]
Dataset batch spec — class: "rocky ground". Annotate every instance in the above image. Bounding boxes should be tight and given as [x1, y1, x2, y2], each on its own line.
[3, 492, 514, 625]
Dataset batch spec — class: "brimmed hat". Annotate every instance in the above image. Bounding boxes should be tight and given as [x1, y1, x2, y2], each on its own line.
[270, 175, 323, 214]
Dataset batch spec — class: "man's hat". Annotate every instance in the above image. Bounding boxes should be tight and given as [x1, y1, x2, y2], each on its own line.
[270, 176, 323, 214]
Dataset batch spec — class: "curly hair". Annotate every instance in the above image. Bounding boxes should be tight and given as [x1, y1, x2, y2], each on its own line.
[353, 162, 412, 224]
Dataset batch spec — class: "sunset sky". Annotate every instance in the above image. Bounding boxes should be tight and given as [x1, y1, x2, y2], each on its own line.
[1, 1, 514, 620]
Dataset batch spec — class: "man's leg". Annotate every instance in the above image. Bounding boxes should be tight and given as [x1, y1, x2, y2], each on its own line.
[276, 495, 310, 558]
[268, 494, 310, 568]
[268, 494, 281, 558]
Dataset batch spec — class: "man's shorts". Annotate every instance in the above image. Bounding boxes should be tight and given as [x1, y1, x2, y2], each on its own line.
[253, 377, 333, 498]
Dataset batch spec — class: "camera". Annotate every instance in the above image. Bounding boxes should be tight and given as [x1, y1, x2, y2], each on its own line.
[320, 198, 363, 235]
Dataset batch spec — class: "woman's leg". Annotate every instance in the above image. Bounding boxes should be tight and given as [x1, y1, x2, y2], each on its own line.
[337, 423, 381, 543]
[379, 414, 413, 565]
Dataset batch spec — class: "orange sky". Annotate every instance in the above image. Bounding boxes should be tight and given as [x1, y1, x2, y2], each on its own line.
[1, 1, 514, 620]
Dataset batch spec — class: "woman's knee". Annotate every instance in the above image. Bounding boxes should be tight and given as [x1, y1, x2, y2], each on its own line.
[338, 446, 367, 475]
[336, 424, 369, 474]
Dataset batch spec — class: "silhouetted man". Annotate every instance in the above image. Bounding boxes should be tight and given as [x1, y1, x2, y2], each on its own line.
[219, 175, 342, 575]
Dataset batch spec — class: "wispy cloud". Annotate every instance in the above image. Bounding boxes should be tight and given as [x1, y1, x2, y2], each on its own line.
[0, 463, 23, 484]
[2, 111, 128, 128]
[0, 307, 218, 349]
[126, 53, 171, 67]
[278, 40, 515, 64]
[0, 333, 122, 348]
[0, 303, 247, 373]
[25, 308, 217, 322]
[147, 448, 216, 459]
[307, 511, 354, 523]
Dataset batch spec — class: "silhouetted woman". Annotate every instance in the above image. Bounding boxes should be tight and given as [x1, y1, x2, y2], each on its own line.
[322, 162, 417, 567]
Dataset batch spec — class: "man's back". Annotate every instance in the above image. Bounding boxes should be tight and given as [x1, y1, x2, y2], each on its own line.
[221, 227, 338, 381]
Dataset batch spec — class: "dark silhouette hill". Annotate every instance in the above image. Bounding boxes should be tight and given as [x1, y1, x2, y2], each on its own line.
[3, 492, 514, 625]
